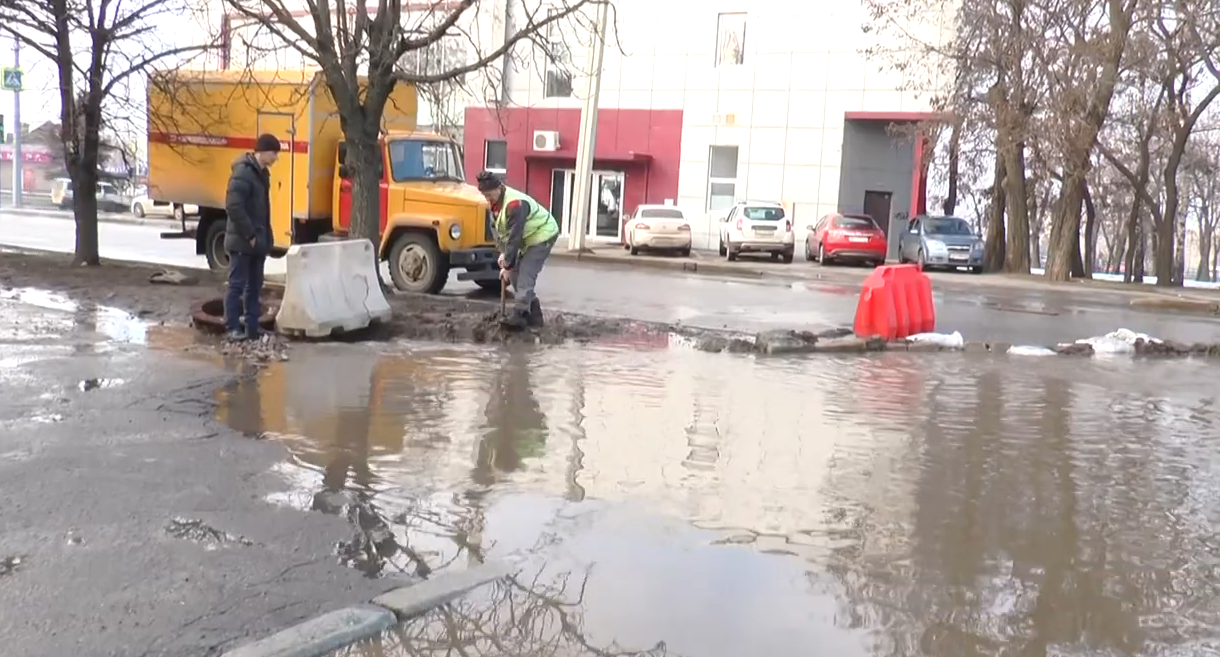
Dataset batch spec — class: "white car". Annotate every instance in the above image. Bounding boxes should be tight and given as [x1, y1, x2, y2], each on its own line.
[624, 205, 692, 256]
[131, 194, 198, 220]
[717, 201, 795, 263]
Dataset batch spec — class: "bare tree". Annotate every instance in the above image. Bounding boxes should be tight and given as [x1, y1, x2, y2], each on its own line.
[221, 0, 605, 249]
[0, 0, 207, 266]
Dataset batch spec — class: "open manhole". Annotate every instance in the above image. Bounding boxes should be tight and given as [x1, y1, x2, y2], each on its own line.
[190, 297, 279, 334]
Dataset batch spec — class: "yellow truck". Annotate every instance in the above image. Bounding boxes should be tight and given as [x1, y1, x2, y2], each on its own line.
[146, 69, 500, 293]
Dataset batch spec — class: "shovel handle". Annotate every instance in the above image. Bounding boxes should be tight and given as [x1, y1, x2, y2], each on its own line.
[500, 277, 507, 314]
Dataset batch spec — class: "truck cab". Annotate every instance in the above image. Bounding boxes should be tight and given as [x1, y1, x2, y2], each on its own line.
[332, 132, 498, 294]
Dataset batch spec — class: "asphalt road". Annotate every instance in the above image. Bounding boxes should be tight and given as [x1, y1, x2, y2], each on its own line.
[3, 210, 1218, 345]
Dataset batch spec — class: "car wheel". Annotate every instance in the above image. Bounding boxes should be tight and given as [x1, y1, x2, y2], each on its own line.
[804, 241, 814, 261]
[818, 244, 831, 266]
[629, 243, 639, 255]
[680, 247, 691, 257]
[971, 265, 983, 275]
[916, 249, 927, 271]
[726, 241, 738, 262]
[388, 231, 450, 294]
[781, 250, 794, 264]
[203, 220, 229, 273]
[132, 203, 146, 218]
[718, 238, 727, 256]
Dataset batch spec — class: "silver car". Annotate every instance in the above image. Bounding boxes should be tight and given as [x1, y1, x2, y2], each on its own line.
[898, 215, 984, 274]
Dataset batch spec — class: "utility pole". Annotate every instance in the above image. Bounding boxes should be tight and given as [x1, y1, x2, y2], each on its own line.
[566, 0, 608, 252]
[10, 38, 22, 208]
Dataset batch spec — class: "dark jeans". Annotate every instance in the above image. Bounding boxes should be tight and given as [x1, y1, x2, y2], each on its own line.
[224, 252, 266, 335]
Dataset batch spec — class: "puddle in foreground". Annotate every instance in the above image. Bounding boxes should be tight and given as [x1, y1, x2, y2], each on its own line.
[0, 287, 148, 344]
[217, 343, 1220, 655]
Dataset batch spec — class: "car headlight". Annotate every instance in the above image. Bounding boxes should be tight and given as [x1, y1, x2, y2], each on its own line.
[972, 241, 984, 253]
[449, 223, 461, 240]
[925, 239, 947, 254]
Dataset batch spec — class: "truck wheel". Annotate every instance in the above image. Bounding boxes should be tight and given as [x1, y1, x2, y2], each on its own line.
[389, 231, 449, 294]
[204, 221, 229, 273]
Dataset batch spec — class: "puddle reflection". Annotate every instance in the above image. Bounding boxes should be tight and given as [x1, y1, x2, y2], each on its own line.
[217, 344, 1220, 655]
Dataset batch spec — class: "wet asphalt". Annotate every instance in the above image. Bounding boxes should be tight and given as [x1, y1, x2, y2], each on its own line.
[0, 296, 393, 656]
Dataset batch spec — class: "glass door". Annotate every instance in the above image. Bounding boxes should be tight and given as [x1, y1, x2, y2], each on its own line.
[549, 168, 624, 238]
[591, 171, 624, 238]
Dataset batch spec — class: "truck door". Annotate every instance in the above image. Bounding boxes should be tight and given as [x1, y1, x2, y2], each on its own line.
[255, 111, 296, 247]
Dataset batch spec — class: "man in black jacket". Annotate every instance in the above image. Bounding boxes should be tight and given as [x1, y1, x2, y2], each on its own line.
[222, 133, 281, 341]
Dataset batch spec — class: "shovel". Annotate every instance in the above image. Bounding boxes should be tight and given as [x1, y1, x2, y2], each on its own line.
[500, 277, 507, 317]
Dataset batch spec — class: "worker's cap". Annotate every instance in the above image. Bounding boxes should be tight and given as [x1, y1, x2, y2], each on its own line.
[476, 170, 503, 192]
[254, 133, 282, 153]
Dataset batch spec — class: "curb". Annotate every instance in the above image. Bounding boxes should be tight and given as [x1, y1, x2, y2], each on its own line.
[1129, 296, 1220, 313]
[738, 328, 1220, 358]
[219, 561, 514, 657]
[550, 250, 767, 279]
[3, 206, 178, 229]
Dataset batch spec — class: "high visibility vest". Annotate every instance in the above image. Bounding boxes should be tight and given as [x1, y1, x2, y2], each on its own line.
[495, 187, 558, 249]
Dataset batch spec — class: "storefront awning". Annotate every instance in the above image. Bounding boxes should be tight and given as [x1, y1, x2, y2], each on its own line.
[524, 150, 652, 164]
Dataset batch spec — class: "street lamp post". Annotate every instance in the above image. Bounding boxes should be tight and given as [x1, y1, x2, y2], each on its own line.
[566, 0, 609, 252]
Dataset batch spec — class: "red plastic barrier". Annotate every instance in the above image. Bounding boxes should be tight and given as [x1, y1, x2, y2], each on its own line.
[852, 264, 935, 340]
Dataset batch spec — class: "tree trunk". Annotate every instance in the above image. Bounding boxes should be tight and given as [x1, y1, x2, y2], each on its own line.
[1082, 181, 1099, 277]
[1002, 142, 1031, 273]
[944, 120, 961, 215]
[1153, 213, 1176, 287]
[71, 103, 104, 267]
[1212, 234, 1219, 282]
[1197, 225, 1213, 282]
[983, 151, 1007, 272]
[345, 134, 383, 244]
[1046, 171, 1087, 281]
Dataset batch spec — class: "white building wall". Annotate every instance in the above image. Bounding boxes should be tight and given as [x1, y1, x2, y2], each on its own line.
[504, 0, 954, 228]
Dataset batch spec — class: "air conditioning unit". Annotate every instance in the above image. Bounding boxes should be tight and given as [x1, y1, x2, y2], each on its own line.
[532, 130, 559, 152]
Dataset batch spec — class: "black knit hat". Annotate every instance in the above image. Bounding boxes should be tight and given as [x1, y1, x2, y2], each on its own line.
[476, 170, 502, 192]
[254, 133, 282, 153]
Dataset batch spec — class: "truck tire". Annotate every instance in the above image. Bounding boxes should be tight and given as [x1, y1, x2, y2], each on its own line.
[204, 221, 229, 273]
[388, 231, 449, 294]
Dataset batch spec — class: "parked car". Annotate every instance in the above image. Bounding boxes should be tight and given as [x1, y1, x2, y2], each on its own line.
[624, 205, 692, 256]
[131, 193, 198, 220]
[51, 178, 129, 213]
[717, 201, 795, 263]
[805, 212, 887, 267]
[898, 215, 984, 273]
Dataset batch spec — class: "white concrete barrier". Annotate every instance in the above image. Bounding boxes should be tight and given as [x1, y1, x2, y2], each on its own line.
[275, 239, 391, 337]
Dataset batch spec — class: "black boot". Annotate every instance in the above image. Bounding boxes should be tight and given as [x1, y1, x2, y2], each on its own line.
[528, 298, 544, 328]
[500, 309, 527, 330]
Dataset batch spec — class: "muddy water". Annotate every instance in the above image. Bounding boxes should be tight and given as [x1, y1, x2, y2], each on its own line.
[216, 343, 1220, 656]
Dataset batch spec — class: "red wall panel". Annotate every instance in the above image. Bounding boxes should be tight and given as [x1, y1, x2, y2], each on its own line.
[463, 107, 682, 220]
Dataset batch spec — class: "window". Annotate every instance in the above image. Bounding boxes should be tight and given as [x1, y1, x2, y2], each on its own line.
[543, 8, 574, 97]
[483, 139, 507, 173]
[387, 139, 464, 183]
[715, 13, 747, 67]
[398, 35, 468, 82]
[923, 217, 973, 235]
[639, 208, 686, 219]
[706, 145, 739, 211]
[835, 215, 879, 230]
[743, 206, 784, 221]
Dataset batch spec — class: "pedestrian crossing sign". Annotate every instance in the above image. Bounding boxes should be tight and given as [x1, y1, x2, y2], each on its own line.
[1, 68, 23, 92]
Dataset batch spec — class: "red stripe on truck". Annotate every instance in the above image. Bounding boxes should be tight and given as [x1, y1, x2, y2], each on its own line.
[148, 132, 309, 154]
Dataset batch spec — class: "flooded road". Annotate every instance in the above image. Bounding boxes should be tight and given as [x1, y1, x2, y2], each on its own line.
[216, 342, 1220, 656]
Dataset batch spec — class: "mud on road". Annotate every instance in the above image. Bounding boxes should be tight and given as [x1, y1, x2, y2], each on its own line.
[0, 250, 763, 349]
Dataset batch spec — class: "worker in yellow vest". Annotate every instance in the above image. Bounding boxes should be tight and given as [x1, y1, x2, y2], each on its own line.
[476, 171, 560, 329]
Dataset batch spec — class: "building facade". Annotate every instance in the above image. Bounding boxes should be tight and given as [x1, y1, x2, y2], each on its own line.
[464, 0, 952, 246]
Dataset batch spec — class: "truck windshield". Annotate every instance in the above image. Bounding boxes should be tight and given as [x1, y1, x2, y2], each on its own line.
[386, 139, 464, 183]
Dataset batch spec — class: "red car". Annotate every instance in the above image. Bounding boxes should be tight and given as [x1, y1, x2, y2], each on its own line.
[805, 212, 887, 267]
